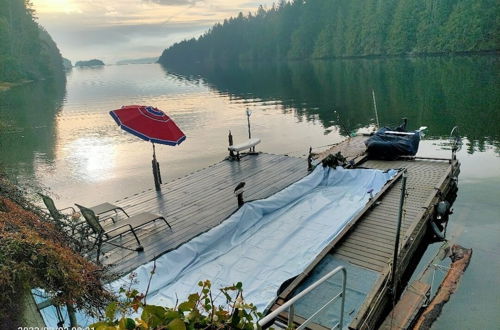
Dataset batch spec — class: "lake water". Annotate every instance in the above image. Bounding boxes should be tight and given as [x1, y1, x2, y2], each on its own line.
[0, 56, 498, 329]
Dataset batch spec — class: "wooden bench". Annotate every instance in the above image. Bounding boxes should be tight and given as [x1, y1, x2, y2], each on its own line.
[228, 138, 261, 160]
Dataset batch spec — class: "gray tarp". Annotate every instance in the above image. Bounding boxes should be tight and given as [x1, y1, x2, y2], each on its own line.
[38, 166, 395, 326]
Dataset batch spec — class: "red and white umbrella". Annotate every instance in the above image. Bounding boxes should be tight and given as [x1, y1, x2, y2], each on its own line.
[110, 105, 186, 145]
[110, 105, 186, 190]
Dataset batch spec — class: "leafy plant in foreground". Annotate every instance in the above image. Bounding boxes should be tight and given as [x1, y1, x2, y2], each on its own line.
[91, 280, 264, 330]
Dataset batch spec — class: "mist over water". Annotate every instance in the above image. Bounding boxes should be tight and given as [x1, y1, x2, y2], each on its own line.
[0, 56, 498, 329]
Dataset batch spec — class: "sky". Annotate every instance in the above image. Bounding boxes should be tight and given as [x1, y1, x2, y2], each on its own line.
[33, 0, 273, 64]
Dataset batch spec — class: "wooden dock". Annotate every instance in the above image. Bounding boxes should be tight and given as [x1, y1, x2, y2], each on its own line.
[96, 136, 459, 329]
[99, 153, 308, 275]
[272, 139, 460, 329]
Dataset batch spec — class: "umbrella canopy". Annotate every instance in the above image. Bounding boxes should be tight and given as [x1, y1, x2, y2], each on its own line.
[110, 105, 186, 146]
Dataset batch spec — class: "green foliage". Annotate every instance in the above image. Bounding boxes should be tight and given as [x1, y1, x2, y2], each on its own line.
[0, 0, 65, 83]
[159, 0, 499, 65]
[91, 280, 264, 330]
[0, 175, 111, 328]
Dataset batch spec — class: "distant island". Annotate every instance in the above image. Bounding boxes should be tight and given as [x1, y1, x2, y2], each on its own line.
[160, 0, 498, 65]
[75, 59, 105, 67]
[116, 57, 159, 65]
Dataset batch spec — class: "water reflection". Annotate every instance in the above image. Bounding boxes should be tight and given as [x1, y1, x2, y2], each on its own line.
[163, 56, 499, 154]
[0, 79, 66, 180]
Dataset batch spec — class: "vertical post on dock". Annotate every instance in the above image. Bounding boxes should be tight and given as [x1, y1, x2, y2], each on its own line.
[307, 146, 313, 171]
[372, 89, 380, 129]
[234, 182, 246, 208]
[228, 130, 235, 159]
[391, 169, 407, 303]
[246, 108, 254, 152]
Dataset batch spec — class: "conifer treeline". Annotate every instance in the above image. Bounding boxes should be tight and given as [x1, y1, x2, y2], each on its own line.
[0, 0, 65, 82]
[159, 0, 498, 65]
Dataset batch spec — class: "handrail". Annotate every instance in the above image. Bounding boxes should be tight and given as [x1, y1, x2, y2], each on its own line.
[258, 266, 347, 329]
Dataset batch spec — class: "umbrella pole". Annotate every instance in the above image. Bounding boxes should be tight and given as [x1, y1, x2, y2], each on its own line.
[152, 143, 161, 191]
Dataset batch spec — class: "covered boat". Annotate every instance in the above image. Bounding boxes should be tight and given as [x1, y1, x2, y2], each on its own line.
[365, 119, 424, 160]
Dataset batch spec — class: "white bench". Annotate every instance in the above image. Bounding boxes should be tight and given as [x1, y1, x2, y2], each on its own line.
[228, 138, 261, 160]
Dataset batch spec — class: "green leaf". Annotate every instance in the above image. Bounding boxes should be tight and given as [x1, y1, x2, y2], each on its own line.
[141, 305, 166, 328]
[88, 321, 110, 329]
[165, 310, 181, 322]
[105, 301, 117, 321]
[118, 318, 136, 330]
[178, 300, 195, 313]
[231, 308, 241, 327]
[187, 293, 199, 303]
[167, 318, 187, 330]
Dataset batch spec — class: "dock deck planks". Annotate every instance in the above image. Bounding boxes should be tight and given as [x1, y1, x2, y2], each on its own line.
[331, 159, 451, 272]
[273, 156, 458, 329]
[99, 153, 309, 275]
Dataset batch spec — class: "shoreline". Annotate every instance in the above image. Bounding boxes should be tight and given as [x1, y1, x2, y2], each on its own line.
[160, 50, 500, 66]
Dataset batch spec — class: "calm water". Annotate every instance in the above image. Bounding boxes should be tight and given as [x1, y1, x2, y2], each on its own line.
[0, 56, 499, 329]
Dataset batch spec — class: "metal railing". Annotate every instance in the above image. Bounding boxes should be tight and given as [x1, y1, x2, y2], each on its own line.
[258, 266, 347, 330]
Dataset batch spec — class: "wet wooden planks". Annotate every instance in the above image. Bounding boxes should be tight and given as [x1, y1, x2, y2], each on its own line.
[330, 159, 451, 272]
[100, 153, 309, 275]
[314, 135, 368, 164]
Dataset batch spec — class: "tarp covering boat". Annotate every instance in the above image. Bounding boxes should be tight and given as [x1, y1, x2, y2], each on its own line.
[365, 127, 421, 160]
[110, 166, 396, 311]
[37, 166, 396, 326]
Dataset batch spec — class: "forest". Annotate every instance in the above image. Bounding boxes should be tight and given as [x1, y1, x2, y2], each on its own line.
[159, 0, 499, 65]
[0, 0, 65, 82]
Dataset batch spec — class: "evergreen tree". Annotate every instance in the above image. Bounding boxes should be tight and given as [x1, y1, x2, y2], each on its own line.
[0, 0, 65, 82]
[159, 0, 499, 65]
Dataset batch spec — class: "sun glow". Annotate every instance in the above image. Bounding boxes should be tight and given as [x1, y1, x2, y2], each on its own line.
[34, 0, 81, 14]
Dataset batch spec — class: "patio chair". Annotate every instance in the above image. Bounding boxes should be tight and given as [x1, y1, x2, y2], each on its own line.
[75, 204, 171, 259]
[38, 193, 129, 223]
[38, 193, 77, 222]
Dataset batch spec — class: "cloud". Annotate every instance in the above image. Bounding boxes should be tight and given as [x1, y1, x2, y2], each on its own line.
[142, 0, 200, 6]
[33, 0, 276, 62]
[39, 20, 210, 62]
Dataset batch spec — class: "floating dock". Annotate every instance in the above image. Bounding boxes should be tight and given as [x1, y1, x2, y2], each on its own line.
[271, 138, 460, 329]
[100, 152, 308, 275]
[98, 136, 459, 329]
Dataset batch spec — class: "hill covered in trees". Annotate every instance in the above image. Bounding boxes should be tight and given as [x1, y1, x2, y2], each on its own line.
[75, 59, 105, 67]
[0, 0, 65, 83]
[160, 0, 498, 65]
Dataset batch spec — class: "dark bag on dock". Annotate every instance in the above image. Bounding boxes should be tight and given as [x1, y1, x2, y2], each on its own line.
[365, 127, 420, 160]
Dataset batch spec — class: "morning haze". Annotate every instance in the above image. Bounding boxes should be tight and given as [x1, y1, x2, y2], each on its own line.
[33, 0, 275, 63]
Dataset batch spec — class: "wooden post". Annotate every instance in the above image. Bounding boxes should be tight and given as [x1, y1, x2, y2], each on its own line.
[246, 109, 254, 152]
[228, 130, 235, 159]
[234, 182, 245, 208]
[246, 109, 252, 140]
[307, 146, 313, 171]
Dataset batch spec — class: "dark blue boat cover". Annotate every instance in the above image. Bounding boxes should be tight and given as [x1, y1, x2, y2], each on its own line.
[365, 127, 421, 160]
